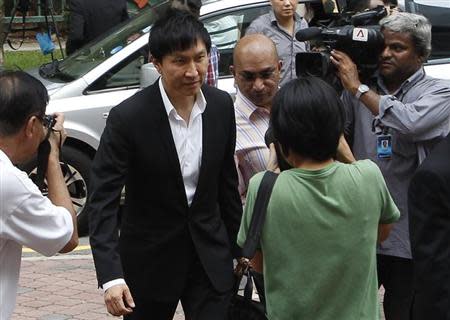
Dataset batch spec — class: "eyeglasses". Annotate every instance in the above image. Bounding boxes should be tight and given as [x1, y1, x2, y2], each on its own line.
[238, 68, 278, 82]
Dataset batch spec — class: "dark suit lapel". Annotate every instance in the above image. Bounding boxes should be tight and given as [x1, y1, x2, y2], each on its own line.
[150, 83, 189, 208]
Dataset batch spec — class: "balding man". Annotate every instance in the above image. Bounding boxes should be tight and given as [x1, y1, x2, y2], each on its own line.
[232, 35, 354, 201]
[230, 34, 281, 202]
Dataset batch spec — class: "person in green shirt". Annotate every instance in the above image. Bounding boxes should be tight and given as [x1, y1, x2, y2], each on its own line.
[237, 76, 400, 320]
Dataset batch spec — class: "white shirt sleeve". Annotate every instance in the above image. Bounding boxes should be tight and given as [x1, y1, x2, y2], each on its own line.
[0, 168, 73, 257]
[102, 278, 127, 292]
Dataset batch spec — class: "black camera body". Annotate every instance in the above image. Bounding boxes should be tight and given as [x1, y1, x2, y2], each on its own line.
[295, 6, 387, 81]
[43, 114, 57, 130]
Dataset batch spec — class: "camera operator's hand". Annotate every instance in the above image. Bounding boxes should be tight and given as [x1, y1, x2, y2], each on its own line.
[330, 50, 361, 95]
[330, 50, 381, 116]
[48, 112, 67, 158]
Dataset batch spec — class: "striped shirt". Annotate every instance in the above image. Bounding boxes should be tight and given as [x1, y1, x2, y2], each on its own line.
[234, 90, 270, 201]
[206, 44, 219, 87]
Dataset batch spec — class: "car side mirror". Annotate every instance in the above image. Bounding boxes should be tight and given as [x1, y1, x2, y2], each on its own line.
[140, 62, 159, 88]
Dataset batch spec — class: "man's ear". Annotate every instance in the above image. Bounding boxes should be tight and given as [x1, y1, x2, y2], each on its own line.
[278, 60, 283, 71]
[229, 65, 235, 76]
[24, 116, 38, 138]
[151, 57, 162, 74]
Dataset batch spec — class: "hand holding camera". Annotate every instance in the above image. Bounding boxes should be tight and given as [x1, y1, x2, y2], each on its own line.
[45, 112, 67, 157]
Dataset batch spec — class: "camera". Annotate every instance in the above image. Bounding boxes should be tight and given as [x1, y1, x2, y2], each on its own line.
[43, 114, 57, 131]
[295, 3, 387, 82]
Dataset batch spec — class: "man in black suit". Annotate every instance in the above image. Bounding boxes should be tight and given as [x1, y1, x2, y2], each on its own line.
[408, 134, 450, 319]
[66, 0, 129, 55]
[88, 9, 242, 320]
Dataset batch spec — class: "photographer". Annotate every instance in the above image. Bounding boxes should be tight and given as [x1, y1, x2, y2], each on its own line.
[0, 71, 78, 320]
[331, 12, 450, 319]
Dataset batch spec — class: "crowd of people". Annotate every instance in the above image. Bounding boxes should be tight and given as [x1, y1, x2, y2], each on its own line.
[1, 1, 450, 320]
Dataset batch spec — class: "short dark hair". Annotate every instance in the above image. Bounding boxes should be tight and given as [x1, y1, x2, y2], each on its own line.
[0, 70, 49, 136]
[149, 8, 211, 61]
[271, 76, 345, 161]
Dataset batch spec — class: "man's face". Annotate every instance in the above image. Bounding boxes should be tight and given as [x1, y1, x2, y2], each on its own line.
[232, 51, 281, 109]
[154, 39, 208, 99]
[270, 0, 298, 20]
[379, 29, 423, 83]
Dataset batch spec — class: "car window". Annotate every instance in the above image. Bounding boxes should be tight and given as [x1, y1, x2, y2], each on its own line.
[404, 0, 450, 60]
[202, 4, 270, 77]
[86, 47, 148, 93]
[56, 2, 169, 81]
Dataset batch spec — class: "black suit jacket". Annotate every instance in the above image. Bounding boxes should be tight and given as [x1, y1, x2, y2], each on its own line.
[408, 134, 450, 320]
[66, 0, 129, 55]
[88, 82, 242, 300]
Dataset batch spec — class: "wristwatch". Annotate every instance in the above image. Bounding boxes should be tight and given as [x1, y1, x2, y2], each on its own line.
[355, 84, 370, 100]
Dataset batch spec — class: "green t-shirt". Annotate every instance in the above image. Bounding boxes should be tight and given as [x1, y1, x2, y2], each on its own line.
[237, 160, 400, 320]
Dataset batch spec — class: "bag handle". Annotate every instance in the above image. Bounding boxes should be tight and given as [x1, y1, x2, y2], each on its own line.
[242, 171, 278, 259]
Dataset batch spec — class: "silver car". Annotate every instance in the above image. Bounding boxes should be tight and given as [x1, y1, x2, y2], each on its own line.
[29, 0, 450, 234]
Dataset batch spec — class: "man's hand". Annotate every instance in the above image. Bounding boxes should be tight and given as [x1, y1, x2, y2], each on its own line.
[104, 284, 135, 316]
[330, 50, 361, 95]
[47, 112, 67, 158]
[336, 135, 356, 164]
[267, 143, 281, 173]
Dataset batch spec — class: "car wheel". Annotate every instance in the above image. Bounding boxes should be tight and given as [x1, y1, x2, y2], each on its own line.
[27, 146, 92, 237]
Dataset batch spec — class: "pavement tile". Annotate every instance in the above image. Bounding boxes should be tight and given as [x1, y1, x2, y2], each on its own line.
[24, 299, 53, 308]
[21, 309, 49, 318]
[38, 314, 72, 320]
[55, 288, 83, 297]
[72, 312, 109, 320]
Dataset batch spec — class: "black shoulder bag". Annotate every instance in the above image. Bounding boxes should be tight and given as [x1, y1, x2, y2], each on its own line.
[228, 171, 278, 320]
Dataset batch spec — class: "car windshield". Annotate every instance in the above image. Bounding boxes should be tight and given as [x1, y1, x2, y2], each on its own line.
[54, 1, 170, 81]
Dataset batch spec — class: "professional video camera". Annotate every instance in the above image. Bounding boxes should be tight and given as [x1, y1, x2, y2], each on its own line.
[295, 0, 387, 81]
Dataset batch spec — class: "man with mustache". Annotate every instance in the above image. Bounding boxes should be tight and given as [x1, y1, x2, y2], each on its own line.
[331, 12, 450, 320]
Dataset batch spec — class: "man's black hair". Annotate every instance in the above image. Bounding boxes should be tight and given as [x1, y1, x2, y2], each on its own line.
[149, 8, 211, 61]
[0, 70, 49, 136]
[271, 76, 345, 162]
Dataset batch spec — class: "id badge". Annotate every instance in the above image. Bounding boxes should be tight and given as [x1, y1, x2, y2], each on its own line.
[377, 134, 392, 159]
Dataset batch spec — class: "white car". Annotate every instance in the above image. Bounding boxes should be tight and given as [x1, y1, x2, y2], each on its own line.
[28, 0, 450, 234]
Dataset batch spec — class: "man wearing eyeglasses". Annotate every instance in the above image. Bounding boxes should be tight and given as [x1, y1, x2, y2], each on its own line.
[230, 34, 282, 203]
[0, 71, 78, 320]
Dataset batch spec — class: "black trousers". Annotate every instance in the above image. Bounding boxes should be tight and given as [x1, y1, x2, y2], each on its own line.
[377, 254, 414, 320]
[124, 258, 233, 320]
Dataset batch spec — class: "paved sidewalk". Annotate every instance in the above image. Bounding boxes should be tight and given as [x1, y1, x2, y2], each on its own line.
[12, 254, 185, 320]
[12, 247, 385, 319]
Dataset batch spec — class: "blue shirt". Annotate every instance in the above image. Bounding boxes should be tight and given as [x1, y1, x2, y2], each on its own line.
[342, 68, 450, 258]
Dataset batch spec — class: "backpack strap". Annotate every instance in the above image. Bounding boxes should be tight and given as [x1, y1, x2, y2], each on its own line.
[242, 171, 278, 258]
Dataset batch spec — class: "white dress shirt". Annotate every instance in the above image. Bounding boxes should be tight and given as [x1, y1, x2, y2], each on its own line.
[159, 78, 206, 206]
[0, 150, 73, 320]
[102, 79, 206, 291]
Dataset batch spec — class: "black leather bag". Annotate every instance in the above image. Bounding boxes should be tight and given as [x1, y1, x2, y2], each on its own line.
[228, 171, 278, 320]
[229, 269, 267, 320]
